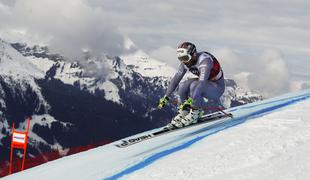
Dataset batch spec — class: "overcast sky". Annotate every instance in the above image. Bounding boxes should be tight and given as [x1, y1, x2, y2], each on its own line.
[0, 0, 309, 97]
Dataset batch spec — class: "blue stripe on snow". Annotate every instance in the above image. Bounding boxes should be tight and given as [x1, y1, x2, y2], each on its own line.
[105, 92, 310, 180]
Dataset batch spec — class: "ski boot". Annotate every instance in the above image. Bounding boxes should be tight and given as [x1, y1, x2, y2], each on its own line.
[181, 107, 204, 126]
[166, 98, 193, 129]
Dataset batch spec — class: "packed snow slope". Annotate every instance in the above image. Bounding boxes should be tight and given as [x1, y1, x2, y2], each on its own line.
[3, 89, 310, 180]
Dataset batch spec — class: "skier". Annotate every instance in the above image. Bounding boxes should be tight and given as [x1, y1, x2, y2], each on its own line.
[158, 42, 225, 128]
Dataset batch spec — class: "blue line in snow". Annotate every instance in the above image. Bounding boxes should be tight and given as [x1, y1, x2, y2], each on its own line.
[105, 93, 310, 180]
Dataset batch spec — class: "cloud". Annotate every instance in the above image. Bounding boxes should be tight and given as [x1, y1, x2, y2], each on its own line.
[149, 46, 178, 68]
[0, 0, 127, 61]
[84, 0, 310, 56]
[232, 50, 290, 98]
[290, 81, 310, 92]
[214, 46, 310, 98]
[196, 47, 292, 98]
[301, 82, 310, 90]
[0, 0, 16, 7]
[211, 48, 244, 79]
[1, 0, 309, 97]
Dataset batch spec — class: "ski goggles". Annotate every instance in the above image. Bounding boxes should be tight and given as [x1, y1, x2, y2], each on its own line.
[177, 48, 191, 63]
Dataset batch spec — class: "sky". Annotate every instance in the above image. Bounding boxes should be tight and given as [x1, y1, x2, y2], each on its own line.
[0, 0, 309, 97]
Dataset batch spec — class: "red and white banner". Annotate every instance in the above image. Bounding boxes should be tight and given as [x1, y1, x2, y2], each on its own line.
[12, 132, 27, 144]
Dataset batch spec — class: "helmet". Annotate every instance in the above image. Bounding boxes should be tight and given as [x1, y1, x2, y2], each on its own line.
[176, 42, 197, 63]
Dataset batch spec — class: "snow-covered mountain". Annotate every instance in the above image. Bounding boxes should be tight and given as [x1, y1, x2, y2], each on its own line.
[0, 40, 168, 173]
[0, 40, 72, 161]
[0, 39, 49, 113]
[2, 90, 309, 180]
[120, 49, 177, 78]
[0, 38, 262, 177]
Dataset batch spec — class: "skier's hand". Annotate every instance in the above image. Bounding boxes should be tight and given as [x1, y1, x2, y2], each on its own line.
[158, 96, 169, 109]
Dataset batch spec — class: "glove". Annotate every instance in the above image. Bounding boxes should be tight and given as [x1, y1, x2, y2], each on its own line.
[158, 95, 169, 109]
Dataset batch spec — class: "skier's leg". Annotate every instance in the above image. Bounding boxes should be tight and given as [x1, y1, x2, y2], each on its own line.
[192, 78, 225, 108]
[177, 78, 197, 104]
[181, 78, 225, 126]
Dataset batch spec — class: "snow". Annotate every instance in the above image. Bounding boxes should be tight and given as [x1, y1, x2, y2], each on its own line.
[0, 87, 6, 108]
[0, 39, 45, 79]
[123, 37, 136, 50]
[28, 56, 124, 104]
[53, 61, 85, 85]
[27, 56, 55, 73]
[0, 39, 50, 113]
[99, 81, 122, 103]
[121, 37, 176, 78]
[18, 115, 71, 152]
[120, 50, 177, 78]
[0, 119, 9, 145]
[125, 97, 310, 180]
[29, 55, 125, 104]
[2, 89, 310, 180]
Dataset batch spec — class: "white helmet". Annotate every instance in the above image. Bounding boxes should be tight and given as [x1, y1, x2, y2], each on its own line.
[176, 42, 197, 63]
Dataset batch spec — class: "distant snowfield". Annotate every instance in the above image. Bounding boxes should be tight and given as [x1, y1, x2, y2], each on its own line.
[120, 49, 177, 78]
[2, 90, 310, 180]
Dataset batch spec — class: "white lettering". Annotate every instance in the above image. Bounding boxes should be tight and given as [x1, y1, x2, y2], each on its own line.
[199, 68, 206, 81]
[115, 134, 154, 148]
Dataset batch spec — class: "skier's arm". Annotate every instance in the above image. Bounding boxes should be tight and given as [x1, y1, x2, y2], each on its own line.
[165, 64, 186, 97]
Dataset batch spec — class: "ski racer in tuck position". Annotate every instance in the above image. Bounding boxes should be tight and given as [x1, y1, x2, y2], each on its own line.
[158, 42, 225, 128]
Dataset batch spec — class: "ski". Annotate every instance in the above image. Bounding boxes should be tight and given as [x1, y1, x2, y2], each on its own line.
[153, 111, 233, 136]
[115, 111, 233, 148]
